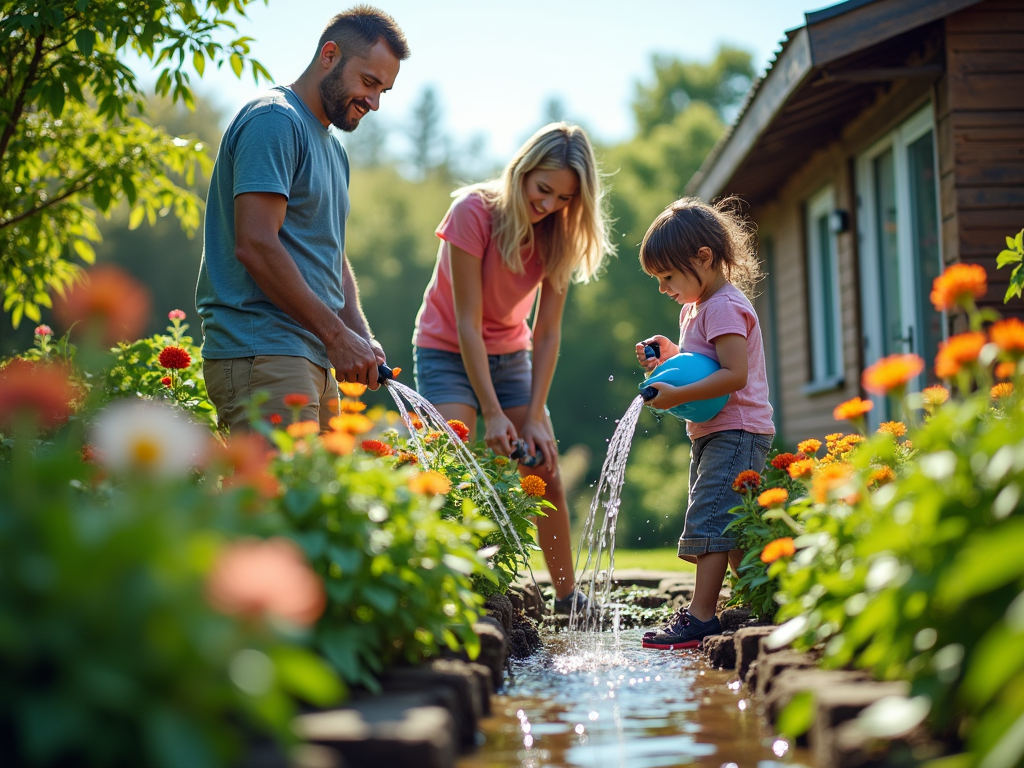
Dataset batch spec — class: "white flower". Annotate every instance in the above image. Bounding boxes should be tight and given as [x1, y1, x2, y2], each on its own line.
[91, 400, 209, 477]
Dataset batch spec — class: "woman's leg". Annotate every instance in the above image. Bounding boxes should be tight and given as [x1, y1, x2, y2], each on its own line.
[503, 405, 576, 599]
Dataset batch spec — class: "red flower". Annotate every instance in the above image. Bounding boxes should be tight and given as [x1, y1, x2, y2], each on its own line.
[268, 413, 283, 426]
[447, 419, 470, 442]
[160, 376, 172, 387]
[770, 453, 799, 471]
[283, 393, 310, 408]
[732, 470, 762, 493]
[361, 439, 394, 457]
[158, 346, 192, 370]
[168, 309, 187, 321]
[34, 325, 52, 337]
[0, 360, 79, 431]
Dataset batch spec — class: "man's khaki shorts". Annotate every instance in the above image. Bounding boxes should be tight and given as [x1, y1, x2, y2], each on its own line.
[203, 355, 340, 434]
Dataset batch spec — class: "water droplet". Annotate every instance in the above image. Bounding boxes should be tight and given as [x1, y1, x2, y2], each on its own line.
[608, 375, 614, 381]
[575, 724, 585, 735]
[738, 700, 748, 710]
[524, 734, 534, 748]
[588, 711, 599, 721]
[772, 739, 790, 757]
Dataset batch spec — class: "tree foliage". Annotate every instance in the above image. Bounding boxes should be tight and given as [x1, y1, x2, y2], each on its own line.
[0, 0, 271, 328]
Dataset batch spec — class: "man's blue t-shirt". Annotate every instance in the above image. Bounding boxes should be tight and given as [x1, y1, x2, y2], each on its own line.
[196, 86, 350, 369]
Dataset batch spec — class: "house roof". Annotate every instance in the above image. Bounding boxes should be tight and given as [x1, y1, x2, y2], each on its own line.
[688, 0, 983, 204]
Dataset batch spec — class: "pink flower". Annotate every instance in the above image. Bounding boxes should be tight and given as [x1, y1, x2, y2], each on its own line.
[168, 309, 187, 321]
[34, 325, 53, 337]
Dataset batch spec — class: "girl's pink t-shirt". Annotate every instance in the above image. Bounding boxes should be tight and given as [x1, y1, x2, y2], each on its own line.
[678, 282, 775, 440]
[413, 193, 545, 355]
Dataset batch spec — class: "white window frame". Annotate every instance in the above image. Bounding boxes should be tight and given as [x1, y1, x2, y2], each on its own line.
[803, 185, 844, 393]
[856, 104, 944, 423]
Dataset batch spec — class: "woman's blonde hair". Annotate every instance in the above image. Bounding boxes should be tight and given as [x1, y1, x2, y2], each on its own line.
[639, 196, 762, 297]
[454, 122, 615, 292]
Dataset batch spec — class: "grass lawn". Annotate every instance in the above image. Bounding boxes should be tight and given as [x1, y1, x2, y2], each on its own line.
[529, 547, 693, 574]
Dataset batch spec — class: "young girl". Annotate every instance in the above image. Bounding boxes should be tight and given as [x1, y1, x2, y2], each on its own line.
[634, 197, 774, 649]
[412, 123, 614, 612]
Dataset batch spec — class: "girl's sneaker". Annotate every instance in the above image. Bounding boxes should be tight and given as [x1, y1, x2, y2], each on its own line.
[553, 589, 589, 615]
[641, 609, 721, 650]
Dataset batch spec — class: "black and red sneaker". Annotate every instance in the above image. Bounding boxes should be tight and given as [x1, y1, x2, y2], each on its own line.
[641, 610, 721, 650]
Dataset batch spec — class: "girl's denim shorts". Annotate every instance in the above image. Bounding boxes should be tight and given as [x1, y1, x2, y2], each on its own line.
[413, 346, 533, 411]
[678, 429, 774, 562]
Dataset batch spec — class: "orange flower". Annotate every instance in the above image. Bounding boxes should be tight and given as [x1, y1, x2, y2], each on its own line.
[930, 263, 987, 311]
[877, 421, 907, 438]
[797, 438, 822, 455]
[833, 396, 873, 422]
[770, 453, 799, 471]
[283, 393, 310, 408]
[833, 434, 865, 454]
[361, 439, 394, 457]
[935, 332, 987, 378]
[757, 488, 789, 508]
[788, 459, 816, 480]
[423, 430, 441, 444]
[339, 399, 367, 413]
[322, 430, 355, 456]
[862, 354, 925, 395]
[206, 538, 325, 627]
[53, 265, 151, 345]
[217, 434, 280, 499]
[922, 385, 950, 407]
[158, 346, 192, 370]
[825, 432, 843, 443]
[493, 456, 509, 467]
[812, 463, 855, 504]
[520, 474, 548, 497]
[732, 470, 762, 493]
[0, 360, 79, 431]
[995, 361, 1017, 380]
[329, 413, 374, 434]
[338, 382, 367, 397]
[447, 419, 470, 442]
[991, 382, 1014, 400]
[394, 451, 418, 466]
[760, 537, 796, 564]
[409, 469, 452, 496]
[868, 465, 896, 488]
[407, 414, 424, 430]
[286, 420, 320, 438]
[989, 318, 1024, 356]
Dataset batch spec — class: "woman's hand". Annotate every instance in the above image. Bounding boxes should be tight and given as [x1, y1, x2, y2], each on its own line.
[635, 334, 678, 371]
[483, 411, 519, 456]
[520, 417, 558, 474]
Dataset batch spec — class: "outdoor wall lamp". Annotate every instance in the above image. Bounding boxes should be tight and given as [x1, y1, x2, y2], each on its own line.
[829, 209, 850, 234]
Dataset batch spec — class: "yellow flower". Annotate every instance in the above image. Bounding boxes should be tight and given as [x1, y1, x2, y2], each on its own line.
[760, 537, 796, 564]
[520, 474, 547, 497]
[877, 421, 907, 438]
[797, 439, 822, 456]
[922, 385, 950, 407]
[757, 488, 789, 508]
[408, 470, 451, 496]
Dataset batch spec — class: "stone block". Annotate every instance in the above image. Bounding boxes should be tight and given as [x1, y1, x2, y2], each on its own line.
[755, 650, 820, 698]
[462, 661, 494, 716]
[701, 634, 736, 670]
[734, 626, 777, 681]
[508, 581, 547, 621]
[379, 666, 479, 748]
[472, 619, 508, 690]
[829, 717, 944, 768]
[719, 606, 755, 632]
[483, 593, 513, 633]
[294, 693, 457, 768]
[810, 681, 911, 767]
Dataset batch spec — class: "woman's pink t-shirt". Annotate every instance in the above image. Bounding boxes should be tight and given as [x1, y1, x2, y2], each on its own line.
[413, 193, 545, 355]
[678, 282, 775, 440]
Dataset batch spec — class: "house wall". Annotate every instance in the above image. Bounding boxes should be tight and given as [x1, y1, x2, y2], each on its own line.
[941, 0, 1024, 314]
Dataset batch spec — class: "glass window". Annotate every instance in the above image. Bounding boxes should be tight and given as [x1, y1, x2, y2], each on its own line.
[805, 187, 843, 388]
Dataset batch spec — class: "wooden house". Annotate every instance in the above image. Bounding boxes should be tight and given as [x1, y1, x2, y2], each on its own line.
[688, 0, 1024, 440]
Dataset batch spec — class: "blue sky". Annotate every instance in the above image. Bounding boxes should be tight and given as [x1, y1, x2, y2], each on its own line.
[145, 0, 832, 161]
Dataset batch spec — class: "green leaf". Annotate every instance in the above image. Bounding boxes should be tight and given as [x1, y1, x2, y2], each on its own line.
[128, 206, 146, 230]
[361, 584, 398, 614]
[193, 50, 205, 76]
[144, 709, 217, 768]
[270, 647, 346, 707]
[75, 29, 95, 57]
[776, 690, 816, 738]
[935, 518, 1024, 607]
[230, 53, 243, 77]
[997, 249, 1022, 268]
[72, 239, 96, 263]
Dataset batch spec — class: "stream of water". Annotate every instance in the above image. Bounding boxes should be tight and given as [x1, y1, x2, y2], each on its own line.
[457, 629, 810, 768]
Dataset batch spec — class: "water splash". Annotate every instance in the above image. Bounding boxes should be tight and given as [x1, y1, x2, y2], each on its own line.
[570, 395, 645, 632]
[380, 379, 539, 590]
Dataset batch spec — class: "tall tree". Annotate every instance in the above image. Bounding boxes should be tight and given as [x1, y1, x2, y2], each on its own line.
[632, 44, 754, 134]
[0, 0, 271, 328]
[408, 85, 444, 177]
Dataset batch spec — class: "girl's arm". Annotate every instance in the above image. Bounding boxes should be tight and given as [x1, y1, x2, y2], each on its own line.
[520, 277, 567, 472]
[449, 244, 519, 455]
[645, 333, 748, 410]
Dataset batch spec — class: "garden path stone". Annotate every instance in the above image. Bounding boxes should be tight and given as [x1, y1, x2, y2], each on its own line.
[734, 626, 777, 681]
[764, 669, 875, 726]
[755, 650, 820, 698]
[471, 619, 508, 690]
[379, 666, 480, 747]
[701, 633, 737, 670]
[483, 593, 513, 633]
[719, 606, 756, 632]
[810, 681, 911, 767]
[294, 693, 457, 768]
[507, 581, 546, 621]
[829, 714, 943, 768]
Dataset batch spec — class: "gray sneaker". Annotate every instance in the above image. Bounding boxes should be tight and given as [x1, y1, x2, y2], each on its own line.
[553, 589, 589, 615]
[642, 609, 721, 650]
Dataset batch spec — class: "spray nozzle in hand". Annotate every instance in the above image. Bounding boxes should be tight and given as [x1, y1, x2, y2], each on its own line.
[641, 385, 658, 402]
[377, 363, 397, 383]
[510, 440, 544, 467]
[644, 341, 661, 361]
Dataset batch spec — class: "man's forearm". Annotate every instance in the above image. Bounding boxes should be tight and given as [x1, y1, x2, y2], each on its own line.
[338, 256, 373, 340]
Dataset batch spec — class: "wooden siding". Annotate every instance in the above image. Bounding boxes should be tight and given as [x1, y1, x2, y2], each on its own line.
[944, 0, 1024, 313]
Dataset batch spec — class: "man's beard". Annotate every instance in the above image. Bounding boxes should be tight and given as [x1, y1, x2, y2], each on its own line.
[318, 61, 368, 132]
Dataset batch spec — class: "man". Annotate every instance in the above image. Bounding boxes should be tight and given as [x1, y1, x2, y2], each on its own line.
[196, 6, 409, 432]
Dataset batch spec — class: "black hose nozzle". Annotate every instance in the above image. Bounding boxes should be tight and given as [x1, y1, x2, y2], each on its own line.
[641, 385, 658, 402]
[644, 341, 661, 360]
[377, 363, 395, 383]
[510, 440, 544, 467]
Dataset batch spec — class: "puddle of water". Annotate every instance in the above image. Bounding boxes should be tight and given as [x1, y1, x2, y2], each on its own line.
[458, 629, 812, 768]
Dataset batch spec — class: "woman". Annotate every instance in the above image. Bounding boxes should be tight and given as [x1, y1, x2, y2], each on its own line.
[412, 123, 614, 612]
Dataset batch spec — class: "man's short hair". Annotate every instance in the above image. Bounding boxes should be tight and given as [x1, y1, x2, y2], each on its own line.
[316, 5, 410, 62]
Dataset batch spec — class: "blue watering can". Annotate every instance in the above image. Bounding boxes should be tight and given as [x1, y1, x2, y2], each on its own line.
[639, 342, 728, 423]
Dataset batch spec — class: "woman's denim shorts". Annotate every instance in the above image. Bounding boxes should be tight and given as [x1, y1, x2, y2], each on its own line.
[413, 346, 533, 411]
[678, 429, 774, 562]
